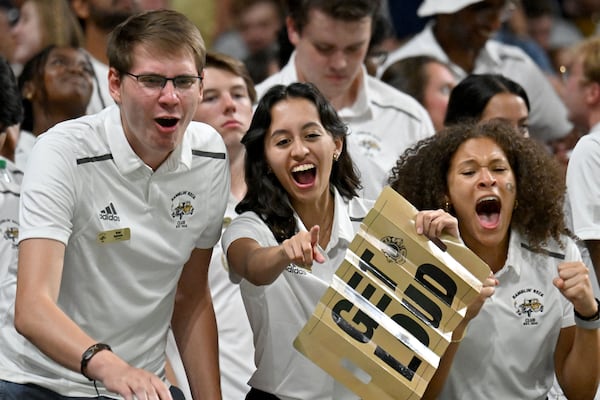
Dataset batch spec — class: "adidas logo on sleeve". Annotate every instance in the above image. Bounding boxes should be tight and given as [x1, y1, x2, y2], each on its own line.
[99, 202, 120, 222]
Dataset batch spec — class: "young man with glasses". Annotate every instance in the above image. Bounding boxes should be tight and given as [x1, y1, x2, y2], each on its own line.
[379, 0, 573, 144]
[0, 9, 226, 400]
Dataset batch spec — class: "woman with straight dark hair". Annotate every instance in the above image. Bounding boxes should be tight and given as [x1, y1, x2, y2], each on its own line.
[222, 82, 365, 399]
[445, 73, 531, 137]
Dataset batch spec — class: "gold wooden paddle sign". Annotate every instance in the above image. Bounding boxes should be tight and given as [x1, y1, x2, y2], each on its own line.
[293, 186, 491, 400]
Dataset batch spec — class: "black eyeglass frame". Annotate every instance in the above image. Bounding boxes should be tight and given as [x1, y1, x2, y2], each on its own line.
[122, 71, 203, 89]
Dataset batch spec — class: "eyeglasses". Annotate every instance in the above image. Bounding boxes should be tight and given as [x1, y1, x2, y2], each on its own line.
[123, 72, 202, 90]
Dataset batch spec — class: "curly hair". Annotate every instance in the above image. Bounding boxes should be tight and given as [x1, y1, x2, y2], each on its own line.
[388, 120, 566, 249]
[236, 82, 361, 242]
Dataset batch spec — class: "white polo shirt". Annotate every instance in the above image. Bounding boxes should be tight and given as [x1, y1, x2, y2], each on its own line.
[440, 229, 576, 400]
[379, 23, 572, 142]
[167, 194, 255, 400]
[0, 105, 229, 398]
[255, 52, 434, 199]
[222, 190, 374, 400]
[0, 158, 21, 364]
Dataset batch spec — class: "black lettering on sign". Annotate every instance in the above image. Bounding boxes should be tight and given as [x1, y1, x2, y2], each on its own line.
[403, 285, 442, 328]
[332, 264, 427, 381]
[415, 263, 457, 307]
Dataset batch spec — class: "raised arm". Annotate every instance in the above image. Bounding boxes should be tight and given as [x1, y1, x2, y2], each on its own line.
[15, 238, 172, 400]
[554, 261, 600, 399]
[171, 247, 221, 400]
[227, 225, 324, 285]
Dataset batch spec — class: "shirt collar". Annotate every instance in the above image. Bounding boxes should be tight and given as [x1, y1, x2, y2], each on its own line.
[293, 188, 355, 251]
[422, 22, 503, 79]
[501, 228, 522, 277]
[105, 105, 192, 175]
[284, 51, 372, 119]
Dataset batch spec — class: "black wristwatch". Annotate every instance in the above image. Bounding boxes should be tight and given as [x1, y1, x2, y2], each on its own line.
[80, 343, 112, 380]
[574, 298, 600, 321]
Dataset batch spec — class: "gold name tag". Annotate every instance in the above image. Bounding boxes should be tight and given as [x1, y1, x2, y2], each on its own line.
[97, 228, 131, 244]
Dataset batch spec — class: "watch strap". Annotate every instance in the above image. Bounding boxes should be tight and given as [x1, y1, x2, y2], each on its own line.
[80, 343, 112, 381]
[574, 298, 600, 330]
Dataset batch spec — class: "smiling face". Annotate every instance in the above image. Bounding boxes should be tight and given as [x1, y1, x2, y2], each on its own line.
[264, 97, 342, 207]
[108, 43, 202, 170]
[480, 92, 530, 137]
[446, 137, 516, 255]
[194, 67, 253, 153]
[41, 47, 94, 112]
[288, 9, 371, 108]
[440, 0, 508, 55]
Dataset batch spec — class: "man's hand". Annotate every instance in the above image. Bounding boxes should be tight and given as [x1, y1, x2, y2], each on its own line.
[87, 350, 173, 400]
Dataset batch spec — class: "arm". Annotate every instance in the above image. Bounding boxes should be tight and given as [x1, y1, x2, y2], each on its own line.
[585, 240, 600, 288]
[553, 261, 600, 400]
[413, 209, 497, 399]
[171, 247, 221, 400]
[421, 274, 497, 399]
[226, 225, 324, 285]
[15, 238, 172, 400]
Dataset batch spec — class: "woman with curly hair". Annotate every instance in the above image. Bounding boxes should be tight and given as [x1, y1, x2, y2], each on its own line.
[389, 120, 600, 400]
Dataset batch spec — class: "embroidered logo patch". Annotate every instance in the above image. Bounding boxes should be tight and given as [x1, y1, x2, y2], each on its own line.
[0, 219, 19, 249]
[171, 191, 196, 228]
[512, 287, 545, 326]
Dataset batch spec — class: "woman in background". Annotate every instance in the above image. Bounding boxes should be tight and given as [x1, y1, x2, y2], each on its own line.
[15, 44, 93, 170]
[444, 73, 531, 137]
[381, 55, 456, 132]
[10, 0, 83, 69]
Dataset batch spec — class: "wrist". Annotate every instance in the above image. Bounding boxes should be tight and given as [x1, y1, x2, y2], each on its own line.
[80, 343, 112, 380]
[574, 298, 600, 320]
[574, 298, 600, 330]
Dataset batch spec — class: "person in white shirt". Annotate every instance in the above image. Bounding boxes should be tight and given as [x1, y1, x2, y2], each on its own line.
[0, 57, 23, 376]
[167, 51, 256, 400]
[389, 120, 600, 400]
[222, 82, 471, 400]
[70, 0, 141, 113]
[0, 10, 226, 400]
[564, 36, 600, 290]
[255, 0, 434, 199]
[379, 0, 572, 143]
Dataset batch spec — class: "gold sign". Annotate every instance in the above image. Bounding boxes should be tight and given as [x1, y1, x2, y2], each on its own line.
[294, 187, 490, 400]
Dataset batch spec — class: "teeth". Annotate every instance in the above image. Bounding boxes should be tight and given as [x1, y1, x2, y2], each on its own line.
[477, 196, 498, 204]
[292, 164, 315, 172]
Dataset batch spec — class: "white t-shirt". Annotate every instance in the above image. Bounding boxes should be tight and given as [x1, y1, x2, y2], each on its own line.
[222, 190, 374, 400]
[440, 230, 576, 400]
[0, 105, 229, 398]
[567, 124, 600, 242]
